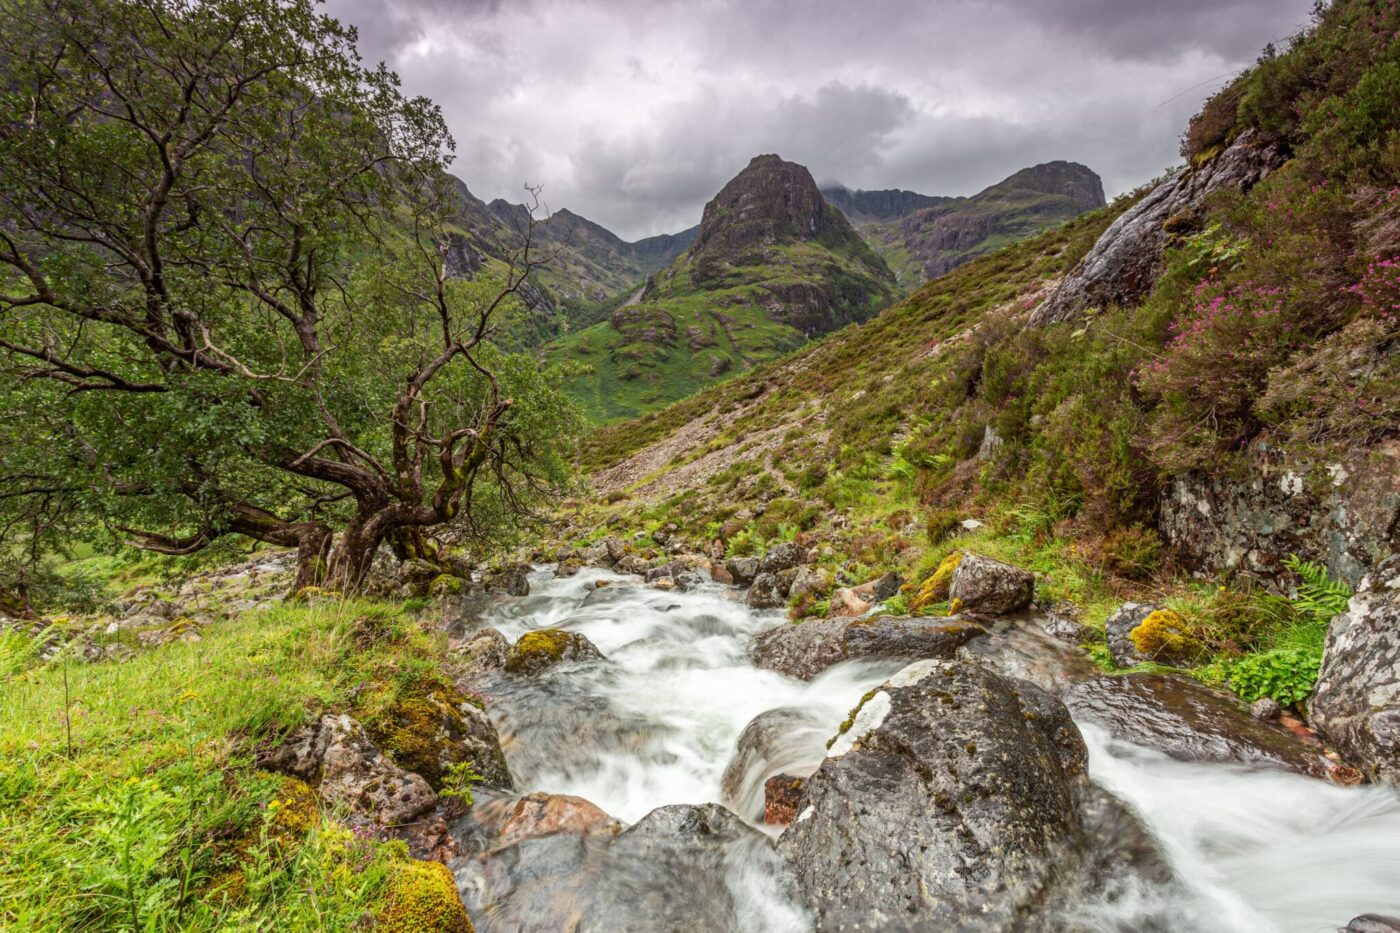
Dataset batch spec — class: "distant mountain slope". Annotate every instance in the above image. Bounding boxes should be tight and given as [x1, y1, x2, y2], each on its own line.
[441, 175, 695, 347]
[546, 155, 897, 422]
[824, 161, 1105, 290]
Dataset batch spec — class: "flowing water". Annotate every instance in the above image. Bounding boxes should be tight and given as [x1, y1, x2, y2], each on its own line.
[458, 565, 1400, 932]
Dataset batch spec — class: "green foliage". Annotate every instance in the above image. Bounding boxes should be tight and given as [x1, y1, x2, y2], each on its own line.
[0, 599, 460, 930]
[438, 761, 484, 806]
[1223, 647, 1323, 706]
[1283, 554, 1353, 622]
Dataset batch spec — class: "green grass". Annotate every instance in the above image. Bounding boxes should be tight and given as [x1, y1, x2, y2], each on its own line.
[0, 598, 458, 931]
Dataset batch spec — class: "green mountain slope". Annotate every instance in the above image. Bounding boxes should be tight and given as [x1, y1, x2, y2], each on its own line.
[824, 161, 1106, 290]
[547, 155, 897, 421]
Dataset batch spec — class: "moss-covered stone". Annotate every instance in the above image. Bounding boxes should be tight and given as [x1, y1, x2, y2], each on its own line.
[377, 859, 474, 933]
[503, 628, 603, 676]
[1128, 609, 1201, 666]
[910, 551, 963, 611]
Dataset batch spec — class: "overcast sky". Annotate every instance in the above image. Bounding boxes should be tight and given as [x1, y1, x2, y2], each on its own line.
[323, 0, 1315, 240]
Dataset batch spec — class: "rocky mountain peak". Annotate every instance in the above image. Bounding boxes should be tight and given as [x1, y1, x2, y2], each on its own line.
[686, 154, 876, 285]
[985, 160, 1105, 211]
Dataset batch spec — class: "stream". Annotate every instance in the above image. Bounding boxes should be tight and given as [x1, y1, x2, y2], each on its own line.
[452, 565, 1400, 932]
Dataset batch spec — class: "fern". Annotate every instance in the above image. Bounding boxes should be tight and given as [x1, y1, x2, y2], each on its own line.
[1282, 555, 1352, 622]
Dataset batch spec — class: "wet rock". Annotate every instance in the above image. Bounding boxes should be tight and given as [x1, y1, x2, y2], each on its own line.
[1312, 553, 1400, 783]
[1043, 613, 1090, 644]
[725, 556, 760, 586]
[720, 707, 829, 821]
[1029, 129, 1285, 327]
[503, 628, 604, 676]
[1064, 674, 1329, 778]
[1251, 697, 1282, 721]
[465, 791, 619, 853]
[788, 566, 833, 601]
[453, 627, 509, 679]
[484, 563, 531, 597]
[612, 554, 647, 575]
[455, 801, 807, 932]
[674, 569, 706, 591]
[1346, 915, 1400, 933]
[955, 617, 1100, 694]
[1103, 602, 1157, 667]
[710, 561, 735, 585]
[752, 615, 984, 681]
[948, 553, 1034, 614]
[746, 571, 788, 609]
[554, 559, 582, 577]
[580, 541, 610, 565]
[778, 659, 1090, 930]
[758, 541, 802, 575]
[643, 566, 673, 584]
[764, 774, 805, 826]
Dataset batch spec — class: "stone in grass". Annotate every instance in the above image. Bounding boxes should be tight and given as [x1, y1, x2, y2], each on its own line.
[947, 553, 1034, 615]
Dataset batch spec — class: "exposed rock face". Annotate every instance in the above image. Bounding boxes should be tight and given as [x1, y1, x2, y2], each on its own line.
[751, 615, 984, 681]
[1311, 554, 1400, 783]
[684, 156, 885, 285]
[503, 628, 605, 676]
[820, 185, 948, 223]
[1029, 130, 1286, 327]
[1160, 441, 1400, 589]
[1064, 674, 1330, 778]
[948, 553, 1035, 614]
[777, 659, 1091, 930]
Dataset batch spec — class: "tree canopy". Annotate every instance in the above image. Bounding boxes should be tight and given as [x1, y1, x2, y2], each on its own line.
[0, 0, 580, 603]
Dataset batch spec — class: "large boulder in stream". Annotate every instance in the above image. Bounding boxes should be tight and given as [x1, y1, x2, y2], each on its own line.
[503, 628, 604, 676]
[454, 802, 810, 932]
[752, 615, 984, 681]
[777, 658, 1161, 931]
[1311, 554, 1400, 783]
[1064, 674, 1330, 778]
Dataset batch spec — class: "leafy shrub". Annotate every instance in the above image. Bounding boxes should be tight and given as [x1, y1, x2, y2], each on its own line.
[1181, 84, 1243, 163]
[1225, 646, 1323, 706]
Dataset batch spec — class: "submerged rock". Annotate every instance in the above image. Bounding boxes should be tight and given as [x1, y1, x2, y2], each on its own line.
[503, 628, 605, 676]
[454, 802, 809, 932]
[463, 791, 620, 853]
[1311, 553, 1400, 783]
[1064, 674, 1329, 778]
[948, 553, 1034, 614]
[720, 706, 829, 821]
[751, 615, 984, 681]
[777, 659, 1092, 930]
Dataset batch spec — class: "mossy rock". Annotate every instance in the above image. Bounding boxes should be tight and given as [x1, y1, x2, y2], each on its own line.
[910, 552, 963, 611]
[1128, 609, 1202, 666]
[361, 674, 514, 791]
[377, 859, 474, 933]
[503, 628, 604, 677]
[428, 574, 464, 597]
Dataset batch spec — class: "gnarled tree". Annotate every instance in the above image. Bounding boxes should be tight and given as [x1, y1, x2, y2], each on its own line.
[0, 0, 579, 596]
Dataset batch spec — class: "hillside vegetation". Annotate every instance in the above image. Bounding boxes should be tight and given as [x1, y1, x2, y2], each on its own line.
[574, 0, 1400, 705]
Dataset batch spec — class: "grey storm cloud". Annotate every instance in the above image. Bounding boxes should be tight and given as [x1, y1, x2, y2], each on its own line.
[322, 0, 1317, 240]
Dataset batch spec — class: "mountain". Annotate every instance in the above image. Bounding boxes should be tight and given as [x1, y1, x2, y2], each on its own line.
[545, 154, 897, 421]
[824, 161, 1105, 290]
[441, 176, 695, 347]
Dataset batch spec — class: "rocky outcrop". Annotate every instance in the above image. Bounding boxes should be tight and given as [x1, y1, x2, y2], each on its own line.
[777, 659, 1094, 930]
[1029, 130, 1286, 327]
[948, 553, 1034, 614]
[1064, 674, 1330, 778]
[1311, 554, 1400, 783]
[1160, 441, 1400, 589]
[261, 714, 438, 827]
[503, 628, 604, 676]
[751, 615, 984, 681]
